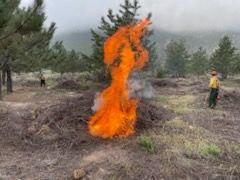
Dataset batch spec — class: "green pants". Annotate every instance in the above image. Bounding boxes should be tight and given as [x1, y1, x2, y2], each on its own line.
[209, 88, 218, 108]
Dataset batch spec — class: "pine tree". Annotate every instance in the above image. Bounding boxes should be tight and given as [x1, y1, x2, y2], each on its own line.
[189, 47, 209, 77]
[0, 0, 20, 95]
[48, 41, 85, 74]
[0, 0, 55, 94]
[210, 35, 235, 79]
[231, 53, 240, 74]
[81, 0, 158, 80]
[165, 39, 189, 77]
[49, 41, 69, 74]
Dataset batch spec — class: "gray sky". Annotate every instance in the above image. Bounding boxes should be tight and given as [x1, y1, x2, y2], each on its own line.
[20, 0, 240, 34]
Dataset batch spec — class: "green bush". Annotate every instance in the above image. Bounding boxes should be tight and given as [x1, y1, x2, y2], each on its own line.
[156, 69, 166, 78]
[138, 135, 155, 154]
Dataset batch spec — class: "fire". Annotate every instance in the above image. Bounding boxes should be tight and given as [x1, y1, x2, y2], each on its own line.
[88, 18, 151, 138]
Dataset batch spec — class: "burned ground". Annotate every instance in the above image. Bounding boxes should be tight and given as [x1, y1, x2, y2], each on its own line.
[0, 75, 240, 179]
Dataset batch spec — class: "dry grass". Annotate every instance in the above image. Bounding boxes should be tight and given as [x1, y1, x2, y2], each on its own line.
[1, 75, 240, 179]
[156, 95, 196, 114]
[142, 115, 240, 177]
[139, 76, 240, 177]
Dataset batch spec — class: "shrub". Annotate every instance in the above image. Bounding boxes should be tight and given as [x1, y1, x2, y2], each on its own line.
[156, 69, 166, 78]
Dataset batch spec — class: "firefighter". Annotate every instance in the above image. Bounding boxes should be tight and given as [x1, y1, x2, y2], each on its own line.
[40, 73, 46, 87]
[209, 70, 220, 109]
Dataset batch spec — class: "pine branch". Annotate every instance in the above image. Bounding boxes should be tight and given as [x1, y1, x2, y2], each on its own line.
[0, 1, 41, 42]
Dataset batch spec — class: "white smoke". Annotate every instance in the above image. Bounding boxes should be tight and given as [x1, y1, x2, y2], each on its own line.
[91, 93, 104, 112]
[91, 75, 155, 112]
[129, 78, 155, 100]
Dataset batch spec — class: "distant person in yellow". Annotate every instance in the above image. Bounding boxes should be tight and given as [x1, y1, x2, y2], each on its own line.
[39, 73, 46, 87]
[209, 70, 220, 109]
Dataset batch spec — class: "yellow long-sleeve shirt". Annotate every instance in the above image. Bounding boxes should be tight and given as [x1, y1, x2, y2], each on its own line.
[209, 76, 220, 89]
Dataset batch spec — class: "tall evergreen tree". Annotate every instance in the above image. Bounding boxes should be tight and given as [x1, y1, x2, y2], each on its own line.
[210, 35, 235, 79]
[0, 0, 55, 95]
[48, 41, 69, 74]
[0, 0, 20, 95]
[165, 39, 189, 77]
[231, 53, 240, 74]
[49, 41, 85, 74]
[189, 47, 209, 77]
[81, 0, 157, 80]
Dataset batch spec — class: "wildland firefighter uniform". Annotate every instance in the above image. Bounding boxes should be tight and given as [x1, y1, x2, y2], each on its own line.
[209, 71, 220, 109]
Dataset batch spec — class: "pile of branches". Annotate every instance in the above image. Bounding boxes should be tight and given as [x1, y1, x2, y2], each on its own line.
[21, 91, 95, 147]
[0, 104, 33, 146]
[28, 91, 172, 146]
[54, 79, 82, 90]
[35, 91, 95, 129]
[35, 93, 171, 132]
[137, 101, 173, 129]
[151, 79, 178, 88]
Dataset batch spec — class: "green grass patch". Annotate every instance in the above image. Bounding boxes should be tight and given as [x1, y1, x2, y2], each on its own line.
[200, 143, 221, 158]
[138, 135, 155, 154]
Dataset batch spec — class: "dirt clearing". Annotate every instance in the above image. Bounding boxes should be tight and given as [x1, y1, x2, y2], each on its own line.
[0, 76, 240, 179]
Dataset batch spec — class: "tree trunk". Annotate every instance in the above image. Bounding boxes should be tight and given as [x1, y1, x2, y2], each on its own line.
[0, 71, 2, 100]
[222, 71, 228, 80]
[6, 66, 13, 94]
[2, 70, 6, 86]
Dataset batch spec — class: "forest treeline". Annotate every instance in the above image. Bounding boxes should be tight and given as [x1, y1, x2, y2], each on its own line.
[1, 0, 240, 99]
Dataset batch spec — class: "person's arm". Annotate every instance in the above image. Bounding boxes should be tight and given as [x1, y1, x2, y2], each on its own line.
[209, 78, 213, 88]
[217, 79, 220, 93]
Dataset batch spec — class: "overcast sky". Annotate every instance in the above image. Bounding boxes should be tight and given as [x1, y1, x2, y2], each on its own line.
[20, 0, 240, 34]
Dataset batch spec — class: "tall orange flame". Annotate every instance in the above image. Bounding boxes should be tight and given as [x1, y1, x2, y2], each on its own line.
[89, 18, 151, 138]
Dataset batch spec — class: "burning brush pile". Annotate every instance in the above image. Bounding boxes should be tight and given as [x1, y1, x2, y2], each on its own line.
[25, 18, 172, 142]
[30, 91, 172, 143]
[88, 18, 159, 138]
[0, 91, 169, 146]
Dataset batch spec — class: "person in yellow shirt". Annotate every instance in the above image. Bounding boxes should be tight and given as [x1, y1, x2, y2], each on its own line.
[209, 70, 220, 109]
[39, 73, 46, 87]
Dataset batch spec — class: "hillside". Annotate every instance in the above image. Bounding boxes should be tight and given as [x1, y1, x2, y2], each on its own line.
[53, 30, 240, 57]
[53, 31, 92, 54]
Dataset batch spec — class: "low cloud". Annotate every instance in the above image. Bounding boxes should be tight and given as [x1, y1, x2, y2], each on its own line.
[21, 0, 240, 33]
